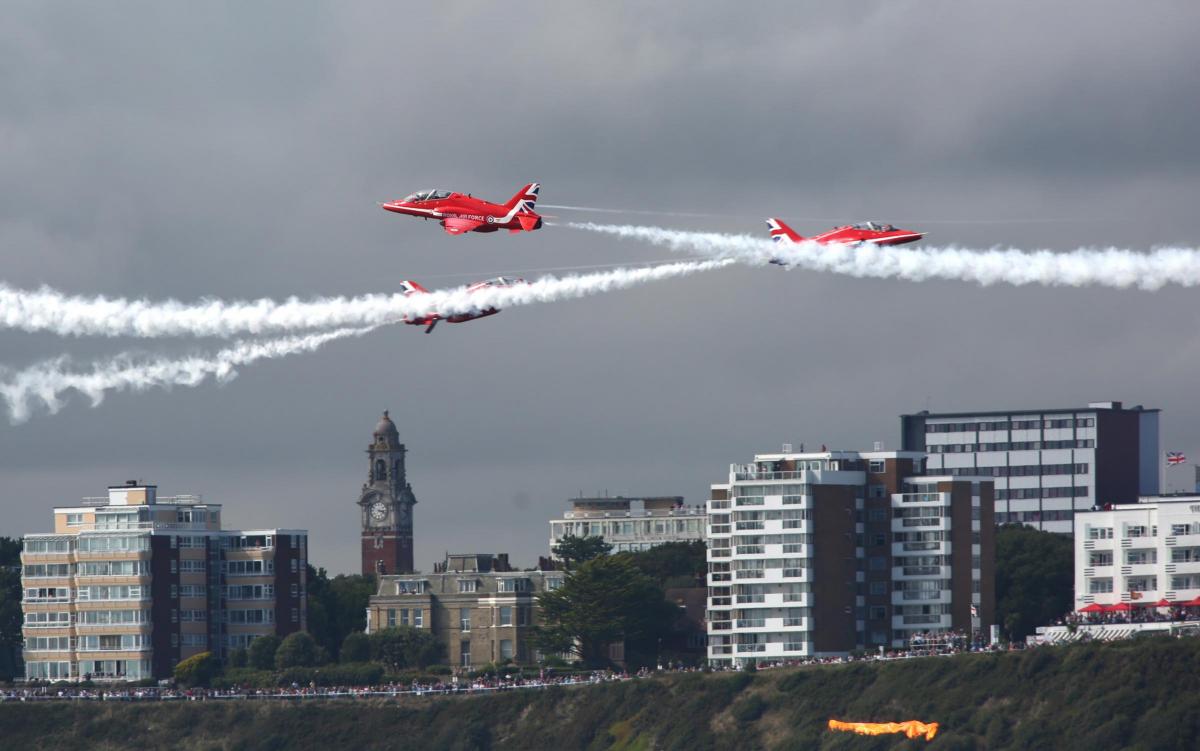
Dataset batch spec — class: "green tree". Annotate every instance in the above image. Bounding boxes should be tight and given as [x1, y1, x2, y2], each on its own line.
[995, 524, 1074, 640]
[0, 537, 23, 681]
[622, 540, 707, 588]
[275, 631, 320, 669]
[534, 555, 678, 667]
[340, 632, 371, 663]
[174, 652, 219, 687]
[248, 634, 281, 671]
[551, 533, 612, 569]
[228, 647, 248, 668]
[368, 626, 442, 671]
[305, 565, 375, 660]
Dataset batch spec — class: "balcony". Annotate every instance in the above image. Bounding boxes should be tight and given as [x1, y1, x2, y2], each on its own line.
[895, 590, 950, 603]
[735, 644, 766, 653]
[735, 570, 765, 579]
[732, 471, 807, 481]
[736, 619, 766, 629]
[898, 493, 945, 504]
[736, 546, 765, 556]
[895, 517, 948, 529]
[895, 566, 946, 578]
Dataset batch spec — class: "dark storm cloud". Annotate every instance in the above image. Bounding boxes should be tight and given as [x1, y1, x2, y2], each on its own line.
[2, 1, 1199, 572]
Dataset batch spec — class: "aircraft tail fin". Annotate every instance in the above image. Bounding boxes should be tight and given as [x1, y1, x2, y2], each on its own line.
[503, 182, 541, 215]
[766, 218, 803, 244]
[399, 280, 429, 295]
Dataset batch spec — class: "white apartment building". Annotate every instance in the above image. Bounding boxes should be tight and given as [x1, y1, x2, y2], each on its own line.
[706, 450, 994, 667]
[548, 496, 705, 555]
[1075, 496, 1200, 610]
[903, 401, 1160, 534]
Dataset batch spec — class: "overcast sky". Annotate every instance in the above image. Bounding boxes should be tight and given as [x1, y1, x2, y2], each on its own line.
[2, 2, 1199, 574]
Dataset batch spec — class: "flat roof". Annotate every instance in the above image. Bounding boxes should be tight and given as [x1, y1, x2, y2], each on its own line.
[902, 405, 1158, 419]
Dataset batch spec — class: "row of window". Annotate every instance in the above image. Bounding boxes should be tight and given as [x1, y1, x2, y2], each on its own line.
[996, 487, 1090, 501]
[926, 418, 1095, 433]
[995, 511, 1074, 523]
[929, 440, 1095, 453]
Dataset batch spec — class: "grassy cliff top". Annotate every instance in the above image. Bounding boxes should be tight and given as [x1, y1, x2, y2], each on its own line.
[3, 636, 1199, 751]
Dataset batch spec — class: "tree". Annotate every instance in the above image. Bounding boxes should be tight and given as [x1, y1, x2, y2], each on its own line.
[248, 634, 281, 670]
[622, 540, 707, 588]
[305, 565, 375, 660]
[534, 555, 678, 668]
[995, 524, 1074, 641]
[340, 632, 371, 663]
[368, 627, 442, 671]
[174, 652, 218, 687]
[0, 537, 22, 681]
[552, 534, 612, 569]
[275, 631, 320, 669]
[229, 647, 248, 668]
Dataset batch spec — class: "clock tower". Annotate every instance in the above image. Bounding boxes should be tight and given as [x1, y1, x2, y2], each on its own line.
[359, 411, 417, 576]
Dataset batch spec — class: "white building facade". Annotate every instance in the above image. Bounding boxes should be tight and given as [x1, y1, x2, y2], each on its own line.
[548, 496, 705, 555]
[903, 401, 1159, 534]
[706, 450, 994, 667]
[1075, 496, 1200, 610]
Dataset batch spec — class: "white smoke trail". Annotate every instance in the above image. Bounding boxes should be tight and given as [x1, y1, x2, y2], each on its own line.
[567, 222, 1200, 292]
[0, 259, 729, 421]
[0, 326, 377, 424]
[0, 259, 730, 339]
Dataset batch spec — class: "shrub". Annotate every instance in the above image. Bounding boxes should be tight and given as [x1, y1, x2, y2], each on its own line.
[275, 632, 319, 669]
[229, 647, 248, 668]
[174, 652, 218, 688]
[340, 632, 370, 664]
[248, 635, 281, 670]
[731, 695, 766, 724]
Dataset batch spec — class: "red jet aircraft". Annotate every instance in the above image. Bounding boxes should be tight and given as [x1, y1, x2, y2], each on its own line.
[766, 218, 924, 247]
[398, 277, 528, 333]
[381, 183, 543, 236]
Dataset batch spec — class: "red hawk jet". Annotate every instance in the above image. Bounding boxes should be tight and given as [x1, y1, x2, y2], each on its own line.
[381, 183, 543, 236]
[765, 218, 924, 266]
[398, 277, 528, 333]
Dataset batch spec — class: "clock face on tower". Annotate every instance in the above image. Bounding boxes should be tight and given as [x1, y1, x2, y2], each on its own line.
[369, 501, 388, 522]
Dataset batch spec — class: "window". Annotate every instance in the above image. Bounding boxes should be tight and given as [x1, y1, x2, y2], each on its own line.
[460, 608, 471, 630]
[499, 640, 514, 660]
[66, 513, 85, 526]
[290, 583, 299, 597]
[414, 609, 423, 628]
[387, 609, 396, 627]
[291, 559, 298, 573]
[869, 581, 886, 596]
[546, 578, 563, 591]
[869, 606, 886, 621]
[499, 606, 513, 626]
[458, 579, 477, 593]
[868, 460, 885, 473]
[291, 608, 299, 623]
[460, 640, 471, 667]
[400, 609, 409, 626]
[1089, 578, 1113, 594]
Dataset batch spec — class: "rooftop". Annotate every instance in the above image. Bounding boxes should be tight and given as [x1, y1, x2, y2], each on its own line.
[903, 401, 1158, 419]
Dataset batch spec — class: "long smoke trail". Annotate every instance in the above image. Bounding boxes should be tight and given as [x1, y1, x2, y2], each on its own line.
[567, 222, 1200, 291]
[0, 259, 729, 421]
[0, 259, 730, 339]
[0, 326, 377, 424]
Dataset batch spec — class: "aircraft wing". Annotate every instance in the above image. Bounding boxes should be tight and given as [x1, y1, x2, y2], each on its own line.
[441, 217, 485, 235]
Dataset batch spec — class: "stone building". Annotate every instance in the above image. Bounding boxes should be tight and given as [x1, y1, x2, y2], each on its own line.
[366, 553, 562, 668]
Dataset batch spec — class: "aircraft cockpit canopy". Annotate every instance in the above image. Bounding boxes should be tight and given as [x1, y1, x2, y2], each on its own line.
[852, 221, 895, 232]
[403, 190, 452, 202]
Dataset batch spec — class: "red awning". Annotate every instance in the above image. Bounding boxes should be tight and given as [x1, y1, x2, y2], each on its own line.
[1183, 596, 1200, 607]
[1154, 599, 1173, 608]
[1108, 602, 1132, 612]
[1078, 603, 1106, 613]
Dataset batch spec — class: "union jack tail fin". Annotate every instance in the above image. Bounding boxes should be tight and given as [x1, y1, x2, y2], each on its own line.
[766, 218, 803, 244]
[503, 182, 541, 215]
[399, 280, 429, 295]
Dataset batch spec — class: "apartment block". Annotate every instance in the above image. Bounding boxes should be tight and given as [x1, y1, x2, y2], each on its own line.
[21, 482, 307, 682]
[706, 450, 993, 666]
[548, 495, 705, 555]
[902, 401, 1159, 533]
[1075, 495, 1200, 610]
[366, 553, 561, 669]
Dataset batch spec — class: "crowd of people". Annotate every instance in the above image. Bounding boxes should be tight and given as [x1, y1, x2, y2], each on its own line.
[0, 636, 1027, 703]
[1053, 606, 1200, 627]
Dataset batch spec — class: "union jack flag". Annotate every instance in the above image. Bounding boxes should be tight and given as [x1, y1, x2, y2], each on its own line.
[1167, 451, 1187, 466]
